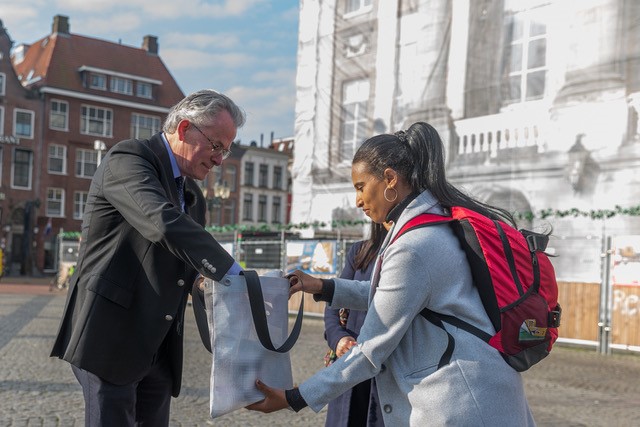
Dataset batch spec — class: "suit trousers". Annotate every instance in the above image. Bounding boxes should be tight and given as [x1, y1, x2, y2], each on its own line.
[72, 350, 173, 426]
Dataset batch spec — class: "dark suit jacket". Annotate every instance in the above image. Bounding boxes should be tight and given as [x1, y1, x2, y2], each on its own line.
[50, 133, 234, 397]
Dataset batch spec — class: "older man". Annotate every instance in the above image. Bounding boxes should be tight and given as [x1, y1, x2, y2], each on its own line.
[51, 89, 245, 426]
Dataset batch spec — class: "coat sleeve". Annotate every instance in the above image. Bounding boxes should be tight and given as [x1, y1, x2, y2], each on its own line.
[324, 242, 362, 350]
[97, 141, 234, 281]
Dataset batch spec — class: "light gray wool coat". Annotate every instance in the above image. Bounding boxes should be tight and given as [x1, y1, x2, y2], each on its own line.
[299, 190, 536, 426]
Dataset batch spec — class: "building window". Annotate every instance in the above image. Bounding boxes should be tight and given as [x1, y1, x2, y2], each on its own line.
[0, 73, 5, 95]
[136, 82, 152, 99]
[243, 193, 253, 221]
[272, 196, 281, 224]
[14, 109, 35, 139]
[48, 144, 66, 174]
[226, 165, 237, 191]
[50, 100, 69, 131]
[90, 73, 106, 90]
[502, 1, 548, 104]
[12, 148, 33, 189]
[131, 113, 161, 139]
[341, 79, 369, 161]
[345, 0, 372, 15]
[76, 149, 98, 178]
[110, 76, 133, 95]
[259, 164, 269, 188]
[74, 191, 89, 219]
[46, 188, 64, 217]
[223, 199, 236, 225]
[258, 195, 267, 222]
[0, 107, 4, 135]
[244, 162, 254, 186]
[81, 105, 113, 137]
[273, 166, 283, 190]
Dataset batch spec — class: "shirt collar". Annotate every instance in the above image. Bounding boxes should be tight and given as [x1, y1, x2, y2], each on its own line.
[385, 192, 420, 223]
[161, 132, 181, 179]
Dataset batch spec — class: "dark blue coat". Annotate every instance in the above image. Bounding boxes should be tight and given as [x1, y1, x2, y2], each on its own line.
[323, 242, 384, 427]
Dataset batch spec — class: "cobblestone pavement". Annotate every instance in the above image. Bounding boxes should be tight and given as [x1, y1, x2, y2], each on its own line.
[1, 283, 639, 426]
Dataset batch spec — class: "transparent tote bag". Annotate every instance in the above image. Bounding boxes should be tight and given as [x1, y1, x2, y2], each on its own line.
[200, 270, 303, 419]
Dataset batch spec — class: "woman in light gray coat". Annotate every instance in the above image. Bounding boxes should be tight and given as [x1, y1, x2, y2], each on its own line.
[247, 122, 536, 426]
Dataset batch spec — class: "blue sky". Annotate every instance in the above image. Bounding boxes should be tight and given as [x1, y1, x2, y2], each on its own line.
[0, 0, 299, 145]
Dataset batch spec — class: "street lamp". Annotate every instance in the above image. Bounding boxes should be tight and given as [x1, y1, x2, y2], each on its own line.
[204, 180, 231, 226]
[94, 139, 106, 166]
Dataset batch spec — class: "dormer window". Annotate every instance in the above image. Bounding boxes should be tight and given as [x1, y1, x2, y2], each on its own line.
[90, 73, 106, 90]
[136, 81, 152, 99]
[110, 76, 133, 95]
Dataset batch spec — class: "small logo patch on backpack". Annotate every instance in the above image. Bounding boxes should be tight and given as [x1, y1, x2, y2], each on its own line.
[519, 319, 547, 341]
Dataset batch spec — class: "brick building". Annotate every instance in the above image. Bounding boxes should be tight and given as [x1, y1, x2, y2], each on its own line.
[8, 15, 184, 274]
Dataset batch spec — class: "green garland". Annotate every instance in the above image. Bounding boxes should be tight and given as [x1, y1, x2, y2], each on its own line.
[59, 204, 640, 239]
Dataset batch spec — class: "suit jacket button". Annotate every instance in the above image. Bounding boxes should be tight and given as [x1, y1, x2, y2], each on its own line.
[165, 315, 173, 321]
[210, 266, 216, 273]
[177, 279, 185, 287]
[383, 404, 392, 413]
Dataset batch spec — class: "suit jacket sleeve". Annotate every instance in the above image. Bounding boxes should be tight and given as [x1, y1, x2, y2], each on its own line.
[99, 139, 234, 281]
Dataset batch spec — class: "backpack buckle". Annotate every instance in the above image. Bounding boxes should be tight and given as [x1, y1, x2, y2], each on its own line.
[548, 304, 562, 328]
[522, 230, 549, 252]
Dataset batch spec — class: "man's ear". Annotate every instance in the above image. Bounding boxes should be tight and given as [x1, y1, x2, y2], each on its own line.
[177, 119, 190, 140]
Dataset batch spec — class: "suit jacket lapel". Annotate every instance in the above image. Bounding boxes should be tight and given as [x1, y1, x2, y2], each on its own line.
[148, 133, 182, 208]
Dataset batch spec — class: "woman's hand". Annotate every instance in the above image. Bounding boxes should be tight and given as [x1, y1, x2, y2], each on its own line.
[245, 380, 289, 413]
[287, 270, 323, 298]
[335, 336, 357, 358]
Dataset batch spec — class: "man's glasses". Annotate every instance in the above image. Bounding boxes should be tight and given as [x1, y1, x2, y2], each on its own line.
[190, 123, 232, 159]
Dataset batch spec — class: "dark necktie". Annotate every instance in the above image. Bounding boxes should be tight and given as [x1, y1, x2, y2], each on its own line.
[175, 176, 185, 211]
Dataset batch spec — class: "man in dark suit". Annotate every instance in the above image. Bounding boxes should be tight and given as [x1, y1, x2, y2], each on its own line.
[50, 89, 246, 426]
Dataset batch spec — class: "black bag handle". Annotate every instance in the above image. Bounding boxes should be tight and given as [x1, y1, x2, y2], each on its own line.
[242, 270, 304, 353]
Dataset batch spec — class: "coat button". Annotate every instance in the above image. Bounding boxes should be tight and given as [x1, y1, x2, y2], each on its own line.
[380, 363, 386, 372]
[165, 315, 173, 321]
[383, 404, 392, 413]
[177, 279, 185, 287]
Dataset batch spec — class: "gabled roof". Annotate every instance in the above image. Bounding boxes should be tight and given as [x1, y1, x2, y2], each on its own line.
[12, 32, 184, 108]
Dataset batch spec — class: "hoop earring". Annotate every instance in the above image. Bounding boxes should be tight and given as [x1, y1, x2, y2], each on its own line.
[384, 187, 398, 203]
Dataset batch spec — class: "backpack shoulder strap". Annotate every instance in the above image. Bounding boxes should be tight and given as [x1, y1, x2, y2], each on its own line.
[391, 213, 453, 245]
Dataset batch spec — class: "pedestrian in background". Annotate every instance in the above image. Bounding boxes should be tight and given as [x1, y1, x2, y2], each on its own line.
[324, 221, 387, 427]
[50, 89, 245, 426]
[248, 121, 535, 426]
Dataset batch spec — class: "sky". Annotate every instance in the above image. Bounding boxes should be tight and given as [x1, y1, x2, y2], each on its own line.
[0, 0, 299, 146]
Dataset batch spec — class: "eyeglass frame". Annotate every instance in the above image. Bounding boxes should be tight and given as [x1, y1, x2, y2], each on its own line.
[190, 122, 233, 159]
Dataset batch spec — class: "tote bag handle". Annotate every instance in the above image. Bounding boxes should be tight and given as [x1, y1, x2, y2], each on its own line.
[242, 270, 304, 353]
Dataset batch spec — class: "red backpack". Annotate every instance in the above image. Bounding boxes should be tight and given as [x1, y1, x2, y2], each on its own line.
[392, 206, 561, 372]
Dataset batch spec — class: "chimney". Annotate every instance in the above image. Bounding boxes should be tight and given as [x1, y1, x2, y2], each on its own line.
[52, 15, 70, 35]
[143, 35, 158, 54]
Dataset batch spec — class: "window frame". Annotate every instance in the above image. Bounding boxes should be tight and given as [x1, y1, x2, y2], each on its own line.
[131, 112, 161, 139]
[80, 104, 113, 137]
[75, 148, 98, 179]
[0, 72, 5, 95]
[50, 99, 69, 131]
[340, 79, 370, 162]
[258, 195, 268, 222]
[136, 82, 153, 99]
[46, 187, 65, 217]
[243, 193, 253, 221]
[244, 162, 255, 186]
[73, 191, 89, 219]
[90, 73, 107, 90]
[12, 148, 33, 189]
[48, 144, 67, 175]
[14, 108, 35, 139]
[110, 76, 133, 95]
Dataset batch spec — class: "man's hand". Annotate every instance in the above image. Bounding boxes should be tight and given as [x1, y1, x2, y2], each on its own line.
[245, 380, 289, 413]
[335, 336, 357, 358]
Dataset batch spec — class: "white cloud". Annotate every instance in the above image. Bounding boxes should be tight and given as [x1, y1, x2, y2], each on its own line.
[73, 14, 142, 37]
[54, 0, 267, 19]
[161, 48, 255, 70]
[163, 32, 240, 50]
